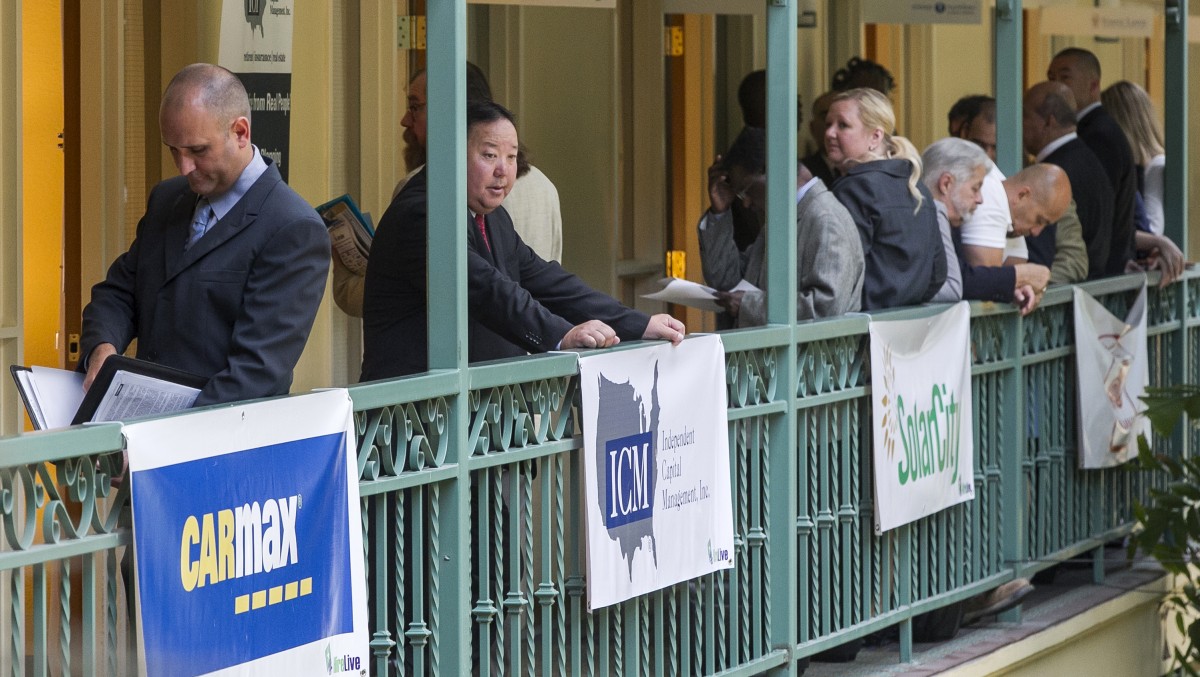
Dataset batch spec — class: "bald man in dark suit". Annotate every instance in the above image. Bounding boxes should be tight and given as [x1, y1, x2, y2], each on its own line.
[81, 63, 329, 406]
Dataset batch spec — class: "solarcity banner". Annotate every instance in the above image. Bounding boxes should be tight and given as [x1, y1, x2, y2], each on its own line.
[869, 302, 975, 533]
[127, 389, 367, 677]
[578, 335, 735, 611]
[219, 0, 294, 181]
[1073, 284, 1149, 468]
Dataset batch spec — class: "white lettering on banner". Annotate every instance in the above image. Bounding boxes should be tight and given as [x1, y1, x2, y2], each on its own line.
[179, 495, 300, 592]
[609, 440, 653, 518]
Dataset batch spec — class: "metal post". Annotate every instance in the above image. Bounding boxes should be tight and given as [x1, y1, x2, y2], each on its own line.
[1164, 0, 1189, 258]
[1164, 0, 1191, 459]
[993, 0, 1023, 176]
[766, 1, 799, 673]
[425, 2, 471, 674]
[994, 0, 1029, 623]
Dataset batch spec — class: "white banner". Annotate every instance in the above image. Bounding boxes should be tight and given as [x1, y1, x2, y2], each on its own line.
[127, 390, 368, 676]
[870, 302, 975, 533]
[1073, 285, 1149, 469]
[578, 336, 735, 611]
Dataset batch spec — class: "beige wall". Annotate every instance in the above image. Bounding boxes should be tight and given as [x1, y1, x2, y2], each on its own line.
[1, 0, 22, 436]
[287, 3, 336, 393]
[500, 6, 621, 293]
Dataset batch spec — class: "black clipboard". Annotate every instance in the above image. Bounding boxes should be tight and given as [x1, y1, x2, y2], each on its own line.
[71, 356, 207, 425]
[9, 365, 46, 429]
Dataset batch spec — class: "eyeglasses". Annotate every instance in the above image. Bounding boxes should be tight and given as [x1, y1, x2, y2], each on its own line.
[733, 173, 765, 203]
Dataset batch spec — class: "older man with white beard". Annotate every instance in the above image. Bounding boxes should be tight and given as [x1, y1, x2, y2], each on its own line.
[921, 138, 1055, 315]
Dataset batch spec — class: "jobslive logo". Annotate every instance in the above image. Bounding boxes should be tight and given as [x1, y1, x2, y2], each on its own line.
[325, 644, 363, 675]
[707, 539, 730, 565]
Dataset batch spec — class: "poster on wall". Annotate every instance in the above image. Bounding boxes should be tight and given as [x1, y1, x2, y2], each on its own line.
[869, 302, 975, 534]
[1073, 285, 1149, 469]
[1039, 6, 1155, 39]
[127, 389, 367, 676]
[577, 336, 735, 611]
[862, 0, 981, 25]
[219, 0, 294, 181]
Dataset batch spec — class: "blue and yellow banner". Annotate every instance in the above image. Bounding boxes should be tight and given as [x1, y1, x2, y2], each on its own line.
[127, 390, 366, 676]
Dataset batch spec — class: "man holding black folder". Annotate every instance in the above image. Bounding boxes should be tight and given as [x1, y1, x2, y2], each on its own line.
[80, 64, 329, 406]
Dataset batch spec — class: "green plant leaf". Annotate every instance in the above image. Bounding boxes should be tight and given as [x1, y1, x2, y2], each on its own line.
[1172, 481, 1200, 502]
[1154, 543, 1187, 574]
[1137, 435, 1160, 470]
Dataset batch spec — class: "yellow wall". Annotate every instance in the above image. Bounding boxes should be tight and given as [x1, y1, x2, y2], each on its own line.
[21, 1, 63, 381]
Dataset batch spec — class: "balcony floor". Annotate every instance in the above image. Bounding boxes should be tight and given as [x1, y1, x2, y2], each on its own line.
[806, 548, 1168, 676]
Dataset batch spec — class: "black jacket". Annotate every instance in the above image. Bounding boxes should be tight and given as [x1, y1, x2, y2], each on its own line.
[361, 168, 649, 380]
[832, 159, 947, 310]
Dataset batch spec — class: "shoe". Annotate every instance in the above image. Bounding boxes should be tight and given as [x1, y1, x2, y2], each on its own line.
[962, 578, 1034, 624]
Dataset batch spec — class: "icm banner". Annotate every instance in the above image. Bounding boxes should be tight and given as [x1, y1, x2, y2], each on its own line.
[1073, 285, 1149, 468]
[870, 302, 975, 533]
[219, 0, 294, 181]
[578, 336, 735, 611]
[127, 389, 367, 677]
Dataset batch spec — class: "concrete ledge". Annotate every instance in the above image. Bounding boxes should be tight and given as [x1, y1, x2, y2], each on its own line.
[941, 565, 1168, 677]
[806, 558, 1171, 677]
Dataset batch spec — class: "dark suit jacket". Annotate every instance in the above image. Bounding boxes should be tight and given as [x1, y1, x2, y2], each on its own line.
[80, 158, 330, 406]
[800, 150, 837, 188]
[1077, 106, 1136, 275]
[832, 158, 947, 310]
[361, 169, 650, 381]
[951, 226, 1014, 302]
[1028, 138, 1114, 280]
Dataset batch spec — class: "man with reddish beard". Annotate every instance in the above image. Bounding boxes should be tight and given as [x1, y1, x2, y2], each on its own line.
[360, 99, 684, 380]
[332, 65, 564, 318]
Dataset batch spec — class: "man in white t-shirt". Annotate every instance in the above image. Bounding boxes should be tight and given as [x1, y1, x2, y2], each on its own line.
[950, 97, 1032, 268]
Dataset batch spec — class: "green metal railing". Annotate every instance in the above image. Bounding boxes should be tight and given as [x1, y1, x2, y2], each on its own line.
[0, 272, 1190, 676]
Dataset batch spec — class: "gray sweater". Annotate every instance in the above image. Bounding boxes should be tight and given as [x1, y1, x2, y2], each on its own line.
[697, 179, 864, 327]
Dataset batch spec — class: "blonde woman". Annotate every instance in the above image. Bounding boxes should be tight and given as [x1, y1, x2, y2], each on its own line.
[1101, 81, 1165, 235]
[1101, 80, 1185, 285]
[826, 88, 947, 309]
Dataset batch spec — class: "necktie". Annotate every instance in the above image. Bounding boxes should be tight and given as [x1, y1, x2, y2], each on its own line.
[474, 213, 491, 252]
[185, 198, 216, 251]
